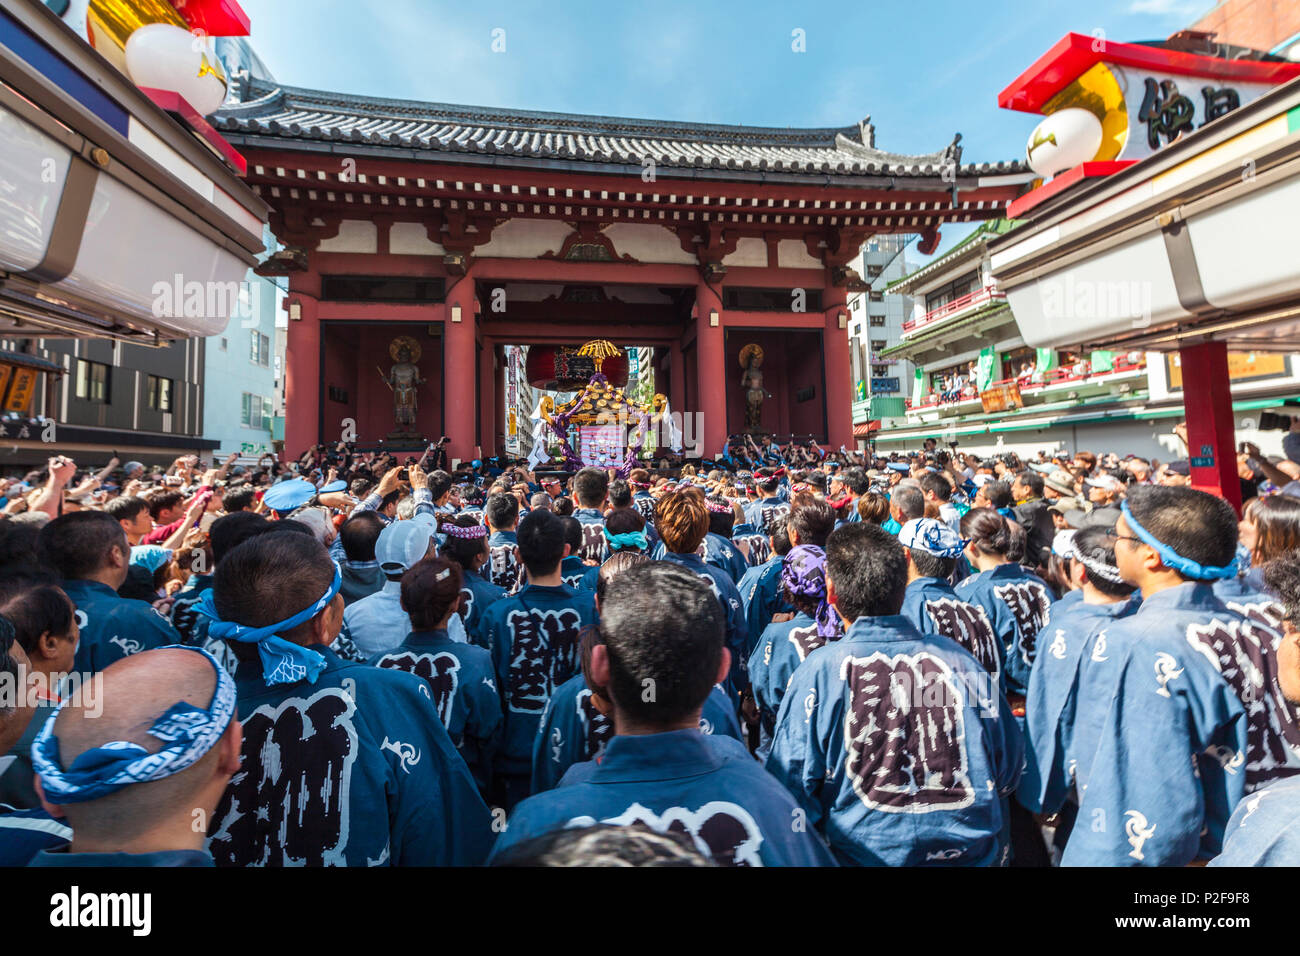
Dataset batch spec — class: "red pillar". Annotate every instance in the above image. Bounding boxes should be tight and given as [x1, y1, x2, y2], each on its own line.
[444, 271, 477, 465]
[285, 291, 320, 455]
[1180, 340, 1241, 512]
[823, 283, 854, 449]
[695, 278, 726, 459]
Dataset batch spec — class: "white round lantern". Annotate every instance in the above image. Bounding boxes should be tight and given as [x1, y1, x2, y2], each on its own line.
[1025, 108, 1104, 179]
[124, 23, 228, 116]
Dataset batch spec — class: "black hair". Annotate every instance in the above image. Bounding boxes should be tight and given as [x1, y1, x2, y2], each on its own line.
[1016, 470, 1045, 498]
[1124, 484, 1237, 573]
[983, 480, 1013, 510]
[401, 556, 463, 630]
[144, 489, 183, 520]
[573, 467, 609, 508]
[104, 495, 149, 523]
[825, 522, 908, 621]
[439, 514, 489, 571]
[0, 615, 17, 718]
[554, 497, 575, 517]
[598, 562, 722, 725]
[339, 511, 384, 563]
[491, 823, 712, 868]
[788, 495, 836, 548]
[840, 467, 869, 496]
[209, 511, 273, 564]
[607, 479, 632, 509]
[919, 472, 952, 502]
[961, 508, 1012, 557]
[771, 520, 792, 556]
[910, 551, 956, 580]
[1006, 519, 1027, 565]
[517, 508, 567, 578]
[1072, 525, 1134, 598]
[604, 507, 646, 546]
[428, 470, 454, 502]
[1264, 549, 1300, 630]
[38, 512, 128, 580]
[213, 531, 335, 659]
[705, 497, 735, 538]
[486, 492, 518, 530]
[559, 515, 584, 552]
[0, 583, 75, 654]
[222, 486, 257, 513]
[595, 550, 652, 601]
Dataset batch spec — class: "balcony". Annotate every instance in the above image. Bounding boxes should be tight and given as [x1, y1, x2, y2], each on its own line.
[901, 286, 1006, 339]
[904, 355, 1148, 416]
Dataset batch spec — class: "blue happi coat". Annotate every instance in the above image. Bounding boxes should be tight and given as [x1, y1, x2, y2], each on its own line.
[559, 555, 590, 591]
[1210, 775, 1300, 866]
[749, 611, 836, 740]
[530, 673, 742, 793]
[744, 496, 790, 536]
[954, 563, 1054, 696]
[1020, 594, 1138, 816]
[573, 507, 607, 565]
[738, 556, 791, 654]
[766, 614, 1024, 866]
[210, 645, 494, 866]
[731, 521, 771, 568]
[901, 577, 1004, 688]
[483, 583, 598, 776]
[1213, 568, 1283, 630]
[656, 551, 749, 698]
[1062, 582, 1300, 866]
[458, 567, 507, 648]
[651, 533, 747, 586]
[62, 579, 181, 675]
[492, 729, 835, 866]
[487, 530, 524, 592]
[373, 628, 503, 790]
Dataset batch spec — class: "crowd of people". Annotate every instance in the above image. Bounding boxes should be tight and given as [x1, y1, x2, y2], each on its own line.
[2, 427, 1300, 867]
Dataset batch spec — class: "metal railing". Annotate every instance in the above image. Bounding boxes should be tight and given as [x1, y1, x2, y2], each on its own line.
[901, 286, 1005, 335]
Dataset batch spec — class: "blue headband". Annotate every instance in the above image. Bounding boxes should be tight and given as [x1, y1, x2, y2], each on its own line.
[31, 645, 235, 804]
[1120, 500, 1238, 581]
[603, 528, 647, 551]
[195, 564, 342, 686]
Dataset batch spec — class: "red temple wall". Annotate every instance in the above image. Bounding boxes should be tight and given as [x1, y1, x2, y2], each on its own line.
[724, 329, 827, 441]
[320, 322, 445, 445]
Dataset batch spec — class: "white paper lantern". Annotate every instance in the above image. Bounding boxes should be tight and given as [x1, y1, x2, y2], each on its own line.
[1025, 108, 1104, 179]
[124, 23, 228, 116]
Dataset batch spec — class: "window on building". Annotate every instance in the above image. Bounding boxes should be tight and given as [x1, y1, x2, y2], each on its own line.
[871, 339, 887, 350]
[241, 393, 269, 430]
[924, 270, 981, 313]
[220, 338, 228, 351]
[869, 291, 883, 302]
[872, 364, 890, 376]
[74, 359, 110, 403]
[249, 332, 270, 367]
[869, 316, 886, 327]
[146, 375, 173, 412]
[866, 265, 883, 279]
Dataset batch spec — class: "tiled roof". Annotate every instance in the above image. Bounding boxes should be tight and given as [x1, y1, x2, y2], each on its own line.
[213, 81, 1029, 180]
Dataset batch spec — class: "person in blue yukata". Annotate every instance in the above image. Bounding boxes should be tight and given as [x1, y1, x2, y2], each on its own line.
[0, 619, 72, 865]
[1214, 493, 1300, 630]
[558, 517, 593, 589]
[897, 517, 1002, 685]
[37, 511, 181, 675]
[492, 560, 834, 867]
[1063, 486, 1300, 866]
[577, 508, 648, 593]
[532, 551, 742, 793]
[956, 507, 1055, 702]
[198, 530, 494, 866]
[437, 513, 507, 647]
[743, 468, 790, 535]
[738, 519, 792, 649]
[0, 584, 79, 810]
[485, 492, 525, 592]
[571, 467, 609, 565]
[1213, 550, 1300, 866]
[28, 645, 243, 867]
[375, 555, 502, 797]
[748, 544, 844, 751]
[654, 490, 749, 704]
[483, 507, 598, 811]
[1020, 526, 1137, 830]
[766, 521, 1024, 866]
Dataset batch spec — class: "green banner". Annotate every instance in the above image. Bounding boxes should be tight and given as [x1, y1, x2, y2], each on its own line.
[1090, 350, 1115, 373]
[1035, 348, 1058, 372]
[855, 379, 868, 402]
[976, 346, 998, 392]
[912, 367, 926, 405]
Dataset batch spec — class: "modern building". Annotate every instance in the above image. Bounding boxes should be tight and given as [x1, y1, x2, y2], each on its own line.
[848, 232, 914, 446]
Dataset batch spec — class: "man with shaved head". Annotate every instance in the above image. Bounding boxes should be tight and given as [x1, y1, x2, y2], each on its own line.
[29, 645, 242, 866]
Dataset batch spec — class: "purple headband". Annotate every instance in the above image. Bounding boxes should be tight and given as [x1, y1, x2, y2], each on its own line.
[443, 522, 488, 540]
[781, 544, 842, 643]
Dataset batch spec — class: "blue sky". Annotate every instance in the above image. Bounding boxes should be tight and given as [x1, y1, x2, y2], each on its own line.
[237, 0, 1211, 256]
